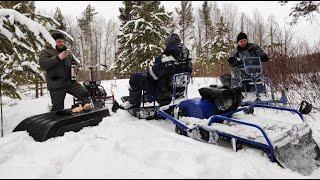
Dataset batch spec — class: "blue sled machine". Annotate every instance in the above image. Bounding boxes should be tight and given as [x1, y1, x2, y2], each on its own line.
[158, 84, 319, 176]
[118, 72, 319, 176]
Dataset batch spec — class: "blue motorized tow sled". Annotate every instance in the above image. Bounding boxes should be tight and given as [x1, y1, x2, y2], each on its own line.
[119, 69, 319, 176]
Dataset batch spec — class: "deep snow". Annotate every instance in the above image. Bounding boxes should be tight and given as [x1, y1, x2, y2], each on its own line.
[0, 78, 320, 179]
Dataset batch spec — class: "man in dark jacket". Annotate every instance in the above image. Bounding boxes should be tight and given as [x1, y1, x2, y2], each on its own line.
[227, 32, 269, 87]
[39, 32, 90, 111]
[125, 33, 192, 109]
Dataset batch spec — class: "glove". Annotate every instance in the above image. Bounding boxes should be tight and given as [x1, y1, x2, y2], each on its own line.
[228, 57, 241, 67]
[228, 57, 237, 65]
[260, 54, 269, 62]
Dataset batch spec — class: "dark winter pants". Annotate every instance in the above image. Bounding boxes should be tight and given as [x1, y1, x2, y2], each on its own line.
[129, 72, 157, 97]
[49, 82, 90, 111]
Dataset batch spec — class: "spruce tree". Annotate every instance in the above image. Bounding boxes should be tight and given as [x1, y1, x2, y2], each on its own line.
[0, 3, 73, 99]
[199, 1, 213, 43]
[77, 4, 98, 66]
[0, 8, 57, 98]
[199, 1, 213, 64]
[175, 1, 194, 45]
[204, 16, 233, 68]
[115, 1, 141, 77]
[117, 1, 171, 76]
[53, 7, 66, 31]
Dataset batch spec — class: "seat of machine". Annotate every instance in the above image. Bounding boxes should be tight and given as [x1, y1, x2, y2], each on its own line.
[142, 72, 191, 105]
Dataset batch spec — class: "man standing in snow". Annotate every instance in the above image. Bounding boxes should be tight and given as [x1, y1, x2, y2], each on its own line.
[39, 32, 90, 111]
[120, 33, 193, 110]
[227, 32, 269, 88]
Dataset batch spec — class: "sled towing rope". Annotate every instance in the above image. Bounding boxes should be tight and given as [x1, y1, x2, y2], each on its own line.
[157, 101, 320, 176]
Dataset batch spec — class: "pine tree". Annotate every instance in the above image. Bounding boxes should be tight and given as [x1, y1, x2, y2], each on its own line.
[117, 1, 171, 76]
[199, 1, 213, 63]
[280, 1, 320, 25]
[199, 1, 213, 43]
[205, 16, 233, 67]
[0, 1, 35, 13]
[0, 3, 74, 99]
[77, 4, 98, 66]
[175, 1, 194, 45]
[53, 7, 66, 31]
[119, 1, 139, 25]
[115, 1, 141, 77]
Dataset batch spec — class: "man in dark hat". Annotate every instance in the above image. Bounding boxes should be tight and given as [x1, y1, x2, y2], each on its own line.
[39, 32, 90, 111]
[121, 33, 193, 109]
[227, 32, 269, 88]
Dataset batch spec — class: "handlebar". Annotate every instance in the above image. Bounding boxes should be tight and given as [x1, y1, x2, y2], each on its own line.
[80, 64, 108, 69]
[81, 64, 99, 69]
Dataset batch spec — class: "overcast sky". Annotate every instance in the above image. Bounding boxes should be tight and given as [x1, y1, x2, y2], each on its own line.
[35, 1, 320, 45]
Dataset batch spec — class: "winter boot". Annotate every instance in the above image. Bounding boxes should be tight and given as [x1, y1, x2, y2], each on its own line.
[129, 88, 142, 108]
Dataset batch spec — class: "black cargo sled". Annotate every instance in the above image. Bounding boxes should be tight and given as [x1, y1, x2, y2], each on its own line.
[13, 64, 113, 142]
[13, 108, 110, 142]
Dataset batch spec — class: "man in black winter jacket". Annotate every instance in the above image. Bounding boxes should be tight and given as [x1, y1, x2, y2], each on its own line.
[39, 32, 90, 111]
[126, 33, 192, 109]
[227, 32, 269, 88]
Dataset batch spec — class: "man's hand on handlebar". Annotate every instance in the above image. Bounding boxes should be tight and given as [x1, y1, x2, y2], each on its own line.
[58, 51, 68, 60]
[260, 54, 269, 62]
[228, 57, 242, 67]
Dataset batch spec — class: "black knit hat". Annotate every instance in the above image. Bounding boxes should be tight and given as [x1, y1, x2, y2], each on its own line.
[165, 33, 181, 46]
[52, 32, 65, 40]
[237, 32, 247, 42]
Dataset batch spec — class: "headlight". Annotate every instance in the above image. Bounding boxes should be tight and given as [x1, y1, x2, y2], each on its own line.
[96, 80, 101, 85]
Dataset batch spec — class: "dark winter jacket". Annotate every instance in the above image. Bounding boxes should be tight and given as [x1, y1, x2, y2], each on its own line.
[228, 43, 269, 68]
[144, 43, 192, 105]
[148, 43, 193, 82]
[39, 44, 78, 91]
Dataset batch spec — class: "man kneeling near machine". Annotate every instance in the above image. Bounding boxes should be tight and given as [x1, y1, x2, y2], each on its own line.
[113, 33, 193, 111]
[39, 32, 93, 113]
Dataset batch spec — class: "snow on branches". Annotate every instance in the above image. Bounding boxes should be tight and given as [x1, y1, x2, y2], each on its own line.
[0, 8, 68, 98]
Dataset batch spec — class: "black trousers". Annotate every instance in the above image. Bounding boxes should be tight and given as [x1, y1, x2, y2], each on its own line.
[129, 72, 157, 96]
[49, 82, 89, 111]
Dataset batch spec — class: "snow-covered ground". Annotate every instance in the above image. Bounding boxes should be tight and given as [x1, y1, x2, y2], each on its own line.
[0, 77, 320, 178]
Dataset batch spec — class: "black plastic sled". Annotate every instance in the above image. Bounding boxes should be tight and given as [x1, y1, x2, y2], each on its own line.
[13, 108, 110, 142]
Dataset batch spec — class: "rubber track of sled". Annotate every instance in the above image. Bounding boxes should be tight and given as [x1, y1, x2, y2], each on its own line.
[275, 131, 320, 176]
[13, 108, 110, 142]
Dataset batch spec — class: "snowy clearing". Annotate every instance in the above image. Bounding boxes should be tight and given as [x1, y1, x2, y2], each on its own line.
[0, 78, 320, 178]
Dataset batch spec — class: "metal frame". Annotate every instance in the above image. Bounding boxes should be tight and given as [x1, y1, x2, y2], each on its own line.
[141, 72, 191, 107]
[157, 103, 304, 163]
[74, 65, 114, 107]
[238, 57, 288, 106]
[172, 72, 190, 104]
